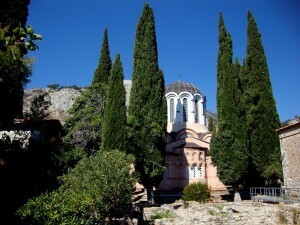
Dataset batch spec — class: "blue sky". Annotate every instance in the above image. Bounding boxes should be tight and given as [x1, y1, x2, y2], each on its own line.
[26, 0, 300, 122]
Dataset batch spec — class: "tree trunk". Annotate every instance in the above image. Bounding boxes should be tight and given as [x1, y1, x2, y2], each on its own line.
[147, 187, 154, 204]
[233, 185, 242, 202]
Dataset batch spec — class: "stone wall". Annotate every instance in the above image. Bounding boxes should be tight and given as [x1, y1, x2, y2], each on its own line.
[277, 121, 300, 188]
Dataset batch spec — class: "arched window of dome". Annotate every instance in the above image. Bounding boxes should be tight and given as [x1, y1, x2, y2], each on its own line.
[183, 98, 188, 122]
[195, 99, 199, 123]
[169, 98, 174, 123]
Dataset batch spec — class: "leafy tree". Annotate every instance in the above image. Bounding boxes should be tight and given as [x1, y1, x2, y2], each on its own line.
[47, 84, 60, 89]
[25, 92, 51, 120]
[241, 11, 281, 186]
[0, 120, 64, 223]
[0, 0, 30, 31]
[17, 150, 136, 224]
[101, 54, 127, 151]
[0, 25, 42, 57]
[92, 28, 111, 85]
[64, 83, 107, 155]
[0, 47, 31, 127]
[210, 13, 247, 201]
[128, 3, 167, 203]
[0, 0, 41, 126]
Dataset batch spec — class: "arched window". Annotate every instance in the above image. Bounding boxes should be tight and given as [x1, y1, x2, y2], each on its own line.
[186, 164, 203, 178]
[198, 166, 203, 178]
[169, 98, 174, 123]
[183, 98, 188, 122]
[195, 99, 199, 123]
[192, 166, 197, 178]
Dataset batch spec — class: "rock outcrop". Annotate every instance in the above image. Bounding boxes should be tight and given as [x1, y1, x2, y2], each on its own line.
[23, 87, 83, 123]
[23, 80, 133, 123]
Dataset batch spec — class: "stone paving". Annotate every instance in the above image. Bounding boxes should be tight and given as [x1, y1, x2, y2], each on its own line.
[143, 200, 300, 225]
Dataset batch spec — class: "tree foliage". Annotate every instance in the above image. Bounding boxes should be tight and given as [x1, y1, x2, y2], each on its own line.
[0, 0, 41, 126]
[63, 28, 111, 158]
[0, 120, 64, 223]
[128, 3, 167, 202]
[211, 12, 282, 190]
[101, 54, 127, 151]
[208, 116, 215, 132]
[0, 47, 31, 126]
[92, 28, 111, 85]
[241, 11, 281, 185]
[17, 150, 136, 224]
[64, 83, 107, 155]
[24, 92, 51, 120]
[210, 13, 248, 190]
[182, 182, 210, 203]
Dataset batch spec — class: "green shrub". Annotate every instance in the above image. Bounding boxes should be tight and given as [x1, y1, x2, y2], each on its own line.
[151, 210, 173, 220]
[47, 84, 60, 89]
[17, 150, 136, 224]
[182, 182, 210, 203]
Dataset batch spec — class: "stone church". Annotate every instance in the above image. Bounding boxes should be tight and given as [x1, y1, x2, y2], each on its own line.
[157, 81, 226, 193]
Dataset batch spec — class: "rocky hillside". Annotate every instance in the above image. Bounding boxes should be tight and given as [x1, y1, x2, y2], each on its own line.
[23, 87, 84, 122]
[23, 80, 132, 123]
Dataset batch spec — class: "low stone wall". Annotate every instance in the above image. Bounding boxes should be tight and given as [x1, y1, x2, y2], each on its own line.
[144, 200, 300, 225]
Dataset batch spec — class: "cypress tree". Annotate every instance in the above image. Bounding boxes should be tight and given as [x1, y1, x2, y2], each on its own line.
[241, 11, 281, 185]
[101, 54, 127, 151]
[210, 13, 247, 201]
[64, 28, 111, 156]
[128, 3, 166, 203]
[208, 116, 215, 132]
[92, 28, 112, 85]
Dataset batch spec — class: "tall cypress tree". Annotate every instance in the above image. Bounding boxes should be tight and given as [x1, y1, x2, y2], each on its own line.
[210, 13, 247, 201]
[64, 28, 111, 155]
[101, 54, 127, 151]
[128, 3, 166, 203]
[92, 28, 111, 85]
[241, 11, 281, 185]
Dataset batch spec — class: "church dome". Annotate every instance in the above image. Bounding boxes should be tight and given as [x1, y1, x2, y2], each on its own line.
[165, 81, 202, 95]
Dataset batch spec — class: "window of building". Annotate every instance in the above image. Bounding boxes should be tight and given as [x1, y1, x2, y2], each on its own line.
[186, 164, 203, 178]
[195, 99, 199, 123]
[169, 98, 174, 123]
[163, 165, 168, 180]
[198, 166, 203, 178]
[186, 165, 190, 179]
[183, 98, 188, 122]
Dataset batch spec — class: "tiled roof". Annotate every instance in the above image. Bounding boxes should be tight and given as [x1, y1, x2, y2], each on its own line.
[165, 81, 202, 95]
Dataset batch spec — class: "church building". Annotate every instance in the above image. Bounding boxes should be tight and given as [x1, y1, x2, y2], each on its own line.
[157, 81, 226, 193]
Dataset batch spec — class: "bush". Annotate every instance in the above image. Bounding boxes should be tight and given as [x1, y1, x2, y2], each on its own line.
[17, 150, 136, 224]
[182, 182, 210, 203]
[151, 210, 173, 220]
[47, 84, 60, 89]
